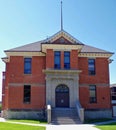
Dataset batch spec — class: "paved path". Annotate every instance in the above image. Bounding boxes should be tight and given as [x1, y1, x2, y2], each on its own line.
[0, 117, 5, 122]
[46, 124, 99, 130]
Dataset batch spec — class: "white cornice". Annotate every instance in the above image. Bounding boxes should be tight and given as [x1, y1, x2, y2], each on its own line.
[78, 53, 113, 58]
[5, 52, 45, 57]
[2, 57, 10, 63]
[42, 44, 83, 53]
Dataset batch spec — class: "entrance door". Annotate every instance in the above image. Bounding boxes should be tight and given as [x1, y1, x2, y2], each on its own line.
[55, 84, 69, 107]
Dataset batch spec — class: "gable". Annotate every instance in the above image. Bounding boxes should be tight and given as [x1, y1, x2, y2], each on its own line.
[46, 30, 84, 45]
[52, 36, 74, 44]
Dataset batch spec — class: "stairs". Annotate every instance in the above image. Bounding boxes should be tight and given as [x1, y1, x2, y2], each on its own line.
[51, 108, 82, 124]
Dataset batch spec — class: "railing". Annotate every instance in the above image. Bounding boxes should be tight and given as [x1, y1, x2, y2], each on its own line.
[76, 101, 84, 123]
[47, 104, 51, 124]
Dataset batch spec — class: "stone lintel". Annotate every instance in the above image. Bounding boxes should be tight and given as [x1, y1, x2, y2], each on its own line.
[43, 69, 82, 75]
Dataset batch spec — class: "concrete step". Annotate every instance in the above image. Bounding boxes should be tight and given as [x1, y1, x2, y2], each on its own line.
[51, 108, 81, 124]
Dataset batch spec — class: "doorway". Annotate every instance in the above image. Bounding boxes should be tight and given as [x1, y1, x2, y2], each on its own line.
[55, 84, 69, 107]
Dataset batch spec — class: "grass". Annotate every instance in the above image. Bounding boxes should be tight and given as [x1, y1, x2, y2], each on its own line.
[0, 122, 45, 130]
[96, 122, 116, 130]
[7, 119, 47, 124]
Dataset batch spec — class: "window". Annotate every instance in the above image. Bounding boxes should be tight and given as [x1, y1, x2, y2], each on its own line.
[54, 51, 61, 69]
[89, 85, 97, 103]
[111, 87, 116, 100]
[24, 85, 31, 103]
[24, 58, 32, 74]
[88, 59, 96, 75]
[64, 51, 70, 69]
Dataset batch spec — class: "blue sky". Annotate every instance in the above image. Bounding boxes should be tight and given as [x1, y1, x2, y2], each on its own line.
[0, 0, 116, 101]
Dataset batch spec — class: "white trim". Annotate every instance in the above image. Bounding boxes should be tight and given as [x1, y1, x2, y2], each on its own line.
[42, 44, 83, 53]
[79, 53, 112, 58]
[5, 52, 45, 57]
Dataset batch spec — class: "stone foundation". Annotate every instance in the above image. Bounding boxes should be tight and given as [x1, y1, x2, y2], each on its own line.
[84, 108, 112, 119]
[1, 109, 46, 120]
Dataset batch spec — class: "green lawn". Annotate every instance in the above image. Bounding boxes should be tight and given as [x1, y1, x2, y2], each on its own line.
[0, 122, 46, 130]
[7, 119, 47, 124]
[96, 122, 116, 130]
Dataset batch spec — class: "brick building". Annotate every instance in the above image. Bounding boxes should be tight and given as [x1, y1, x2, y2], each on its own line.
[2, 30, 114, 122]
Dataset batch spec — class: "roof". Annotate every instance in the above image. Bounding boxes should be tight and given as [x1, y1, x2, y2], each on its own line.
[4, 30, 113, 55]
[5, 40, 43, 52]
[81, 45, 113, 54]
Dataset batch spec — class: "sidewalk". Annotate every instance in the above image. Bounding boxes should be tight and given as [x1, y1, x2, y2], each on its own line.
[46, 124, 99, 130]
[0, 117, 5, 122]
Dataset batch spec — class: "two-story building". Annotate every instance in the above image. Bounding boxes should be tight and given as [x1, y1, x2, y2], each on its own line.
[2, 30, 114, 122]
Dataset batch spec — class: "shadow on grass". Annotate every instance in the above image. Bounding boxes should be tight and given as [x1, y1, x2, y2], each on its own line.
[97, 122, 116, 126]
[84, 118, 113, 124]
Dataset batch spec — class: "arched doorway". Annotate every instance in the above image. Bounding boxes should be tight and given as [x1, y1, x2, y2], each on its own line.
[55, 84, 69, 107]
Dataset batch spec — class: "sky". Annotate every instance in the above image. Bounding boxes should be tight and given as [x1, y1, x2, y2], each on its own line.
[0, 0, 116, 101]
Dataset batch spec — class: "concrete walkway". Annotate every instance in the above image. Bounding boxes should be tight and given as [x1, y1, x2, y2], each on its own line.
[46, 124, 99, 130]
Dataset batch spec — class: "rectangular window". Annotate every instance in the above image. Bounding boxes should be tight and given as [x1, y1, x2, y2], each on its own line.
[54, 51, 61, 69]
[89, 85, 97, 103]
[111, 87, 116, 100]
[64, 51, 70, 69]
[88, 59, 96, 75]
[24, 85, 31, 103]
[24, 58, 32, 74]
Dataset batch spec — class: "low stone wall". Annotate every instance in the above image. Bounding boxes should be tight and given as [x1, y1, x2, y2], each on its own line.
[1, 109, 46, 120]
[84, 108, 112, 119]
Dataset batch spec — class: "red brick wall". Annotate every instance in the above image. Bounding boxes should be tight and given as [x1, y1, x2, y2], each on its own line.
[7, 56, 46, 83]
[70, 50, 78, 69]
[4, 56, 46, 110]
[46, 49, 54, 69]
[78, 57, 111, 109]
[79, 86, 111, 109]
[78, 57, 109, 84]
[45, 49, 79, 69]
[3, 51, 111, 110]
[8, 86, 45, 109]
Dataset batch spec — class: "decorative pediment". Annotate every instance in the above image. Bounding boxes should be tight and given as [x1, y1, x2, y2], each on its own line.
[52, 36, 73, 44]
[46, 30, 83, 45]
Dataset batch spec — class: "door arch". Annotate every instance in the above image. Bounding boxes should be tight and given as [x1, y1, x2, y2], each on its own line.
[55, 84, 69, 107]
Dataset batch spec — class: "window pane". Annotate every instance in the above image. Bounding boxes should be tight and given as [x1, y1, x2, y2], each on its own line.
[54, 51, 61, 69]
[24, 58, 32, 74]
[88, 59, 95, 75]
[24, 85, 31, 103]
[64, 52, 70, 69]
[89, 85, 97, 103]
